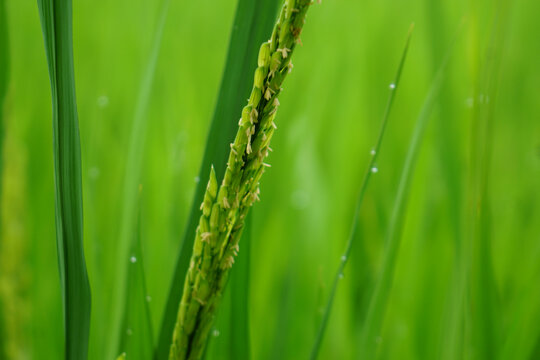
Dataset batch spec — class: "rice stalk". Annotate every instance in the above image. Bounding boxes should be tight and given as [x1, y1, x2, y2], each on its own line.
[169, 1, 314, 359]
[203, 212, 253, 360]
[309, 23, 414, 360]
[155, 1, 279, 357]
[36, 0, 91, 358]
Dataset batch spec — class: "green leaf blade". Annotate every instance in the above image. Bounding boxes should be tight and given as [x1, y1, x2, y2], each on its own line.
[118, 203, 154, 360]
[104, 0, 171, 358]
[36, 0, 91, 359]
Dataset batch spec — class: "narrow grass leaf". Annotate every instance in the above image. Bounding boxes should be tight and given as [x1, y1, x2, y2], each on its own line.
[359, 32, 459, 359]
[309, 24, 414, 360]
[36, 1, 91, 359]
[467, 6, 510, 358]
[0, 0, 8, 221]
[117, 196, 154, 360]
[500, 243, 540, 360]
[155, 1, 278, 358]
[0, 0, 9, 357]
[106, 0, 170, 358]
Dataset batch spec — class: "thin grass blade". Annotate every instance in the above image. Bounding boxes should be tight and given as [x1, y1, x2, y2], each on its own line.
[358, 30, 460, 359]
[117, 195, 154, 360]
[467, 5, 511, 357]
[309, 24, 414, 360]
[155, 1, 278, 358]
[0, 0, 8, 217]
[36, 0, 91, 359]
[105, 0, 171, 358]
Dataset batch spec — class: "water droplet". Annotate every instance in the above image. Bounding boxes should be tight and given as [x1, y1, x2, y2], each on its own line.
[477, 94, 491, 105]
[194, 176, 200, 183]
[146, 295, 152, 302]
[389, 83, 396, 90]
[339, 273, 344, 279]
[130, 256, 137, 263]
[370, 149, 376, 156]
[212, 329, 220, 337]
[97, 95, 109, 108]
[89, 167, 100, 179]
[291, 189, 310, 210]
[371, 167, 379, 173]
[126, 328, 133, 336]
[465, 97, 474, 108]
[341, 255, 347, 262]
[375, 336, 382, 344]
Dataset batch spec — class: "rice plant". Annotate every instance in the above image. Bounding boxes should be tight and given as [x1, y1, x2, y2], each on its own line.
[2, 0, 540, 359]
[169, 1, 313, 358]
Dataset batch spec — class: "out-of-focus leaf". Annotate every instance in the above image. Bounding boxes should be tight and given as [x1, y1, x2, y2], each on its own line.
[310, 24, 414, 360]
[0, 0, 9, 356]
[117, 199, 154, 360]
[105, 0, 171, 358]
[359, 30, 459, 359]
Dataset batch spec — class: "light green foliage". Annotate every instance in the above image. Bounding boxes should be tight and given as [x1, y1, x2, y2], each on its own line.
[2, 0, 540, 359]
[117, 201, 154, 360]
[0, 0, 8, 357]
[359, 31, 457, 359]
[169, 1, 313, 358]
[106, 1, 170, 358]
[310, 24, 414, 360]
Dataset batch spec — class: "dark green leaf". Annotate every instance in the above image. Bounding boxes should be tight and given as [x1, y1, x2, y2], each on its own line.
[36, 0, 91, 359]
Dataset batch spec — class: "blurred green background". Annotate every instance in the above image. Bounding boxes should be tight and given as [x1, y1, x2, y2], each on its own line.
[1, 0, 540, 359]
